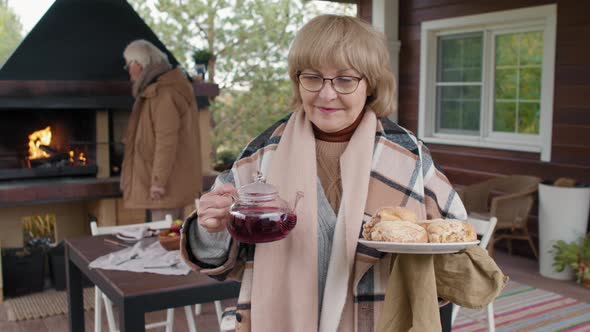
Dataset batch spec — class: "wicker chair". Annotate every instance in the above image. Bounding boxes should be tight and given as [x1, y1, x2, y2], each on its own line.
[457, 175, 541, 258]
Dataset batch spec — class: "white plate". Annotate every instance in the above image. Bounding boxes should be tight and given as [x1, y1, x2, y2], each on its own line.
[358, 239, 480, 254]
[116, 233, 140, 243]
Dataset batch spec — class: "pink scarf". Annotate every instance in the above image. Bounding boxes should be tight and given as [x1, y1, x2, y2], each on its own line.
[250, 110, 377, 331]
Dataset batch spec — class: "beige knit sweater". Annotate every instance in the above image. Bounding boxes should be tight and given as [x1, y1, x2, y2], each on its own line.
[316, 140, 348, 212]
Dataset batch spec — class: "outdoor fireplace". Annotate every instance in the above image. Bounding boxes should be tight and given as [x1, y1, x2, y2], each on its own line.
[0, 0, 218, 257]
[0, 109, 98, 180]
[0, 0, 185, 183]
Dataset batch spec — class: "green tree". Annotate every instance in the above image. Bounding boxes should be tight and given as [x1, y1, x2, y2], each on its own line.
[0, 0, 23, 66]
[129, 0, 355, 163]
[129, 0, 303, 85]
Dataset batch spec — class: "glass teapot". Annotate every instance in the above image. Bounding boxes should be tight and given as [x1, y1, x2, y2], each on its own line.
[227, 173, 303, 244]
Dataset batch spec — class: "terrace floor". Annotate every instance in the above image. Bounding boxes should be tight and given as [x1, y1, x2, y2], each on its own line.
[0, 248, 588, 331]
[493, 249, 590, 302]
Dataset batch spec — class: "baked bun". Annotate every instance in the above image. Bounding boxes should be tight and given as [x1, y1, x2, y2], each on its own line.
[362, 207, 418, 240]
[415, 218, 444, 231]
[368, 221, 428, 243]
[426, 220, 477, 243]
[379, 207, 418, 223]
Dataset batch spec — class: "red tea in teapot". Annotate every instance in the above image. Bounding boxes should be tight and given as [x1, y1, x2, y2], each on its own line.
[228, 206, 297, 244]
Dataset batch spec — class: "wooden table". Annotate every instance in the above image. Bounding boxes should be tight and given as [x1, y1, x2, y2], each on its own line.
[65, 235, 240, 332]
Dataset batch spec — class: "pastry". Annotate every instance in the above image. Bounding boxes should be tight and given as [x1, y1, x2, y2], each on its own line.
[379, 206, 418, 223]
[426, 220, 477, 243]
[368, 220, 428, 243]
[415, 218, 443, 231]
[362, 206, 417, 239]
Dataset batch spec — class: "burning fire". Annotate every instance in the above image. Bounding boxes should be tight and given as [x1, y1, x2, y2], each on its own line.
[69, 151, 87, 164]
[28, 126, 52, 159]
[27, 126, 87, 165]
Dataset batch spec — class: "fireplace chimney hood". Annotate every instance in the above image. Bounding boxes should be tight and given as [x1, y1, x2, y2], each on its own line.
[0, 0, 179, 81]
[0, 0, 222, 110]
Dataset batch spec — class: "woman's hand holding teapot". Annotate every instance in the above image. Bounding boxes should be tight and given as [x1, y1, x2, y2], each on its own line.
[197, 183, 237, 233]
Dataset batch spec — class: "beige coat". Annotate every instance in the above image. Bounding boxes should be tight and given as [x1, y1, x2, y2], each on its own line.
[121, 68, 202, 209]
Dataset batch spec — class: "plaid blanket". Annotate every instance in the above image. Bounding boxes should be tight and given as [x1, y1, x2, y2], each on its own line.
[181, 110, 467, 331]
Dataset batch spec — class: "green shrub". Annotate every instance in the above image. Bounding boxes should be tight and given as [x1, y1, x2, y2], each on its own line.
[552, 234, 590, 283]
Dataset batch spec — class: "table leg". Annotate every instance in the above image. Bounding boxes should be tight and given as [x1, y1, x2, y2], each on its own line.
[119, 302, 145, 332]
[66, 245, 84, 332]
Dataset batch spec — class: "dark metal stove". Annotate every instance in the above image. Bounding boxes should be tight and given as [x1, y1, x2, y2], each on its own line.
[0, 109, 98, 180]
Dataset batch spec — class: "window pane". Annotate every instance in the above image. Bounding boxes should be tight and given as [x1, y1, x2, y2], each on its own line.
[440, 101, 461, 129]
[463, 85, 480, 99]
[495, 68, 517, 99]
[440, 39, 462, 81]
[519, 67, 541, 100]
[494, 102, 516, 132]
[438, 33, 483, 82]
[518, 102, 540, 134]
[464, 101, 481, 130]
[442, 84, 461, 99]
[496, 34, 519, 66]
[494, 31, 542, 135]
[436, 86, 481, 134]
[520, 32, 543, 65]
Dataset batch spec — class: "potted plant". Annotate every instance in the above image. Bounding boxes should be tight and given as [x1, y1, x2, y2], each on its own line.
[552, 233, 590, 287]
[193, 49, 213, 64]
[192, 48, 213, 79]
[539, 177, 590, 280]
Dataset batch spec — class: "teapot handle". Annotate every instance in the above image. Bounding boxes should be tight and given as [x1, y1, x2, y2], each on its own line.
[224, 192, 239, 204]
[292, 191, 304, 211]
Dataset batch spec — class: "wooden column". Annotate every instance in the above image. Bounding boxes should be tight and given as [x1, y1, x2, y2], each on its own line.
[96, 110, 110, 179]
[91, 110, 119, 226]
[0, 240, 3, 303]
[199, 108, 214, 175]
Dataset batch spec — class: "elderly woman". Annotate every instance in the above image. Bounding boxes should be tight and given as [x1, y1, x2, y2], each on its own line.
[181, 15, 505, 332]
[121, 39, 201, 222]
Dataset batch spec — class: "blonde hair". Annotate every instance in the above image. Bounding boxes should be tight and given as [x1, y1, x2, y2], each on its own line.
[123, 39, 170, 68]
[287, 15, 397, 118]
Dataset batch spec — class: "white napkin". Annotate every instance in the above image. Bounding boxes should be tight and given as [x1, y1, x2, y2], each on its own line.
[89, 238, 190, 275]
[116, 226, 159, 241]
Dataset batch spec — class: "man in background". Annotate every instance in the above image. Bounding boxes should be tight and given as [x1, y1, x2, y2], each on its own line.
[121, 39, 201, 222]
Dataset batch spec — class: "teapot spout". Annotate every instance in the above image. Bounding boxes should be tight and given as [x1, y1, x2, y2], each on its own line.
[292, 191, 304, 211]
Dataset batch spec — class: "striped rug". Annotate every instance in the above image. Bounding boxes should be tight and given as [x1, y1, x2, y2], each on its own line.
[454, 281, 590, 332]
[5, 287, 94, 321]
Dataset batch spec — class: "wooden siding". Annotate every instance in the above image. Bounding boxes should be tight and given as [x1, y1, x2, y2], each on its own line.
[358, 0, 590, 255]
[395, 0, 590, 187]
[356, 0, 371, 23]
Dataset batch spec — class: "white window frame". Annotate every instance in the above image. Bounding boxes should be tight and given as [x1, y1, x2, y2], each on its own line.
[418, 5, 556, 161]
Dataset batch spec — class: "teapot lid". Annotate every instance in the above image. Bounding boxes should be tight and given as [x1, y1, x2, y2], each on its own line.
[237, 172, 277, 197]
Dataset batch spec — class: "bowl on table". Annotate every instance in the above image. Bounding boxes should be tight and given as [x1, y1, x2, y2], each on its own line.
[159, 229, 181, 251]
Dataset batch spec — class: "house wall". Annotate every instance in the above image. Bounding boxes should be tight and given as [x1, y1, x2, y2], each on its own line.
[357, 0, 590, 254]
[356, 0, 371, 22]
[395, 0, 590, 187]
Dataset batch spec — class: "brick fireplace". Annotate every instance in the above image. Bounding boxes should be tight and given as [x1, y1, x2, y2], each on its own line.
[0, 79, 125, 245]
[0, 0, 219, 251]
[0, 80, 217, 250]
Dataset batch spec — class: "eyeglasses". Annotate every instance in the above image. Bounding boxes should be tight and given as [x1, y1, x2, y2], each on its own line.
[297, 72, 364, 94]
[123, 60, 136, 71]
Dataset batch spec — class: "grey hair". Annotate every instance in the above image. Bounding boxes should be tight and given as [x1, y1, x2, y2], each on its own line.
[123, 39, 170, 67]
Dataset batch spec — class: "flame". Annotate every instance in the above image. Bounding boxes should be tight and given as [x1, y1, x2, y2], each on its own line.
[27, 126, 88, 166]
[68, 150, 87, 165]
[28, 126, 52, 159]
